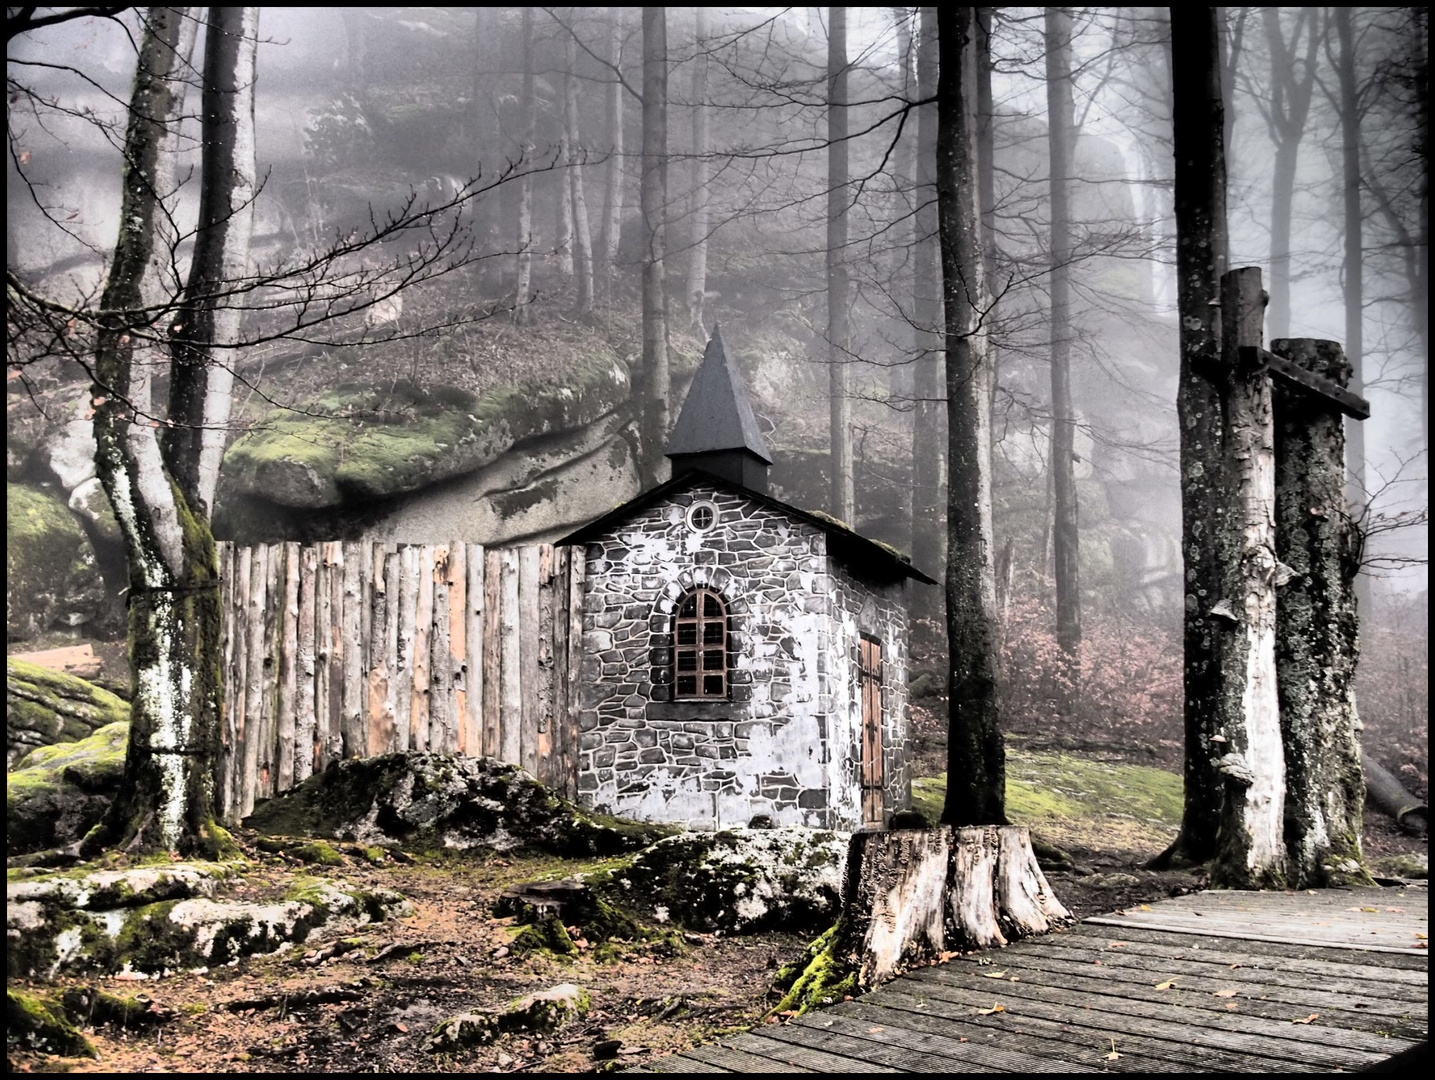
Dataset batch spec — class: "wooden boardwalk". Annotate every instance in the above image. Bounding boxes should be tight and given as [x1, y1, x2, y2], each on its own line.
[639, 886, 1427, 1073]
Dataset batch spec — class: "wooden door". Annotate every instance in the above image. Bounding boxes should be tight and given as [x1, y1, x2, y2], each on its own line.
[859, 635, 885, 827]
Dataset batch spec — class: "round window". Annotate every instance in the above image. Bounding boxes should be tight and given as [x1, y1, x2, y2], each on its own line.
[686, 500, 719, 532]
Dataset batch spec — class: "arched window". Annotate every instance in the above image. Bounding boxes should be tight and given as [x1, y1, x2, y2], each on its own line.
[674, 588, 729, 699]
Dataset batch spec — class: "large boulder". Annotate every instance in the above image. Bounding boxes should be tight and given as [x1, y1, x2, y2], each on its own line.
[6, 483, 107, 641]
[7, 721, 128, 856]
[7, 660, 130, 769]
[221, 356, 631, 510]
[243, 752, 673, 856]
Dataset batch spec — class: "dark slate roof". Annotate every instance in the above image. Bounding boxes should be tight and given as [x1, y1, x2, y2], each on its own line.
[665, 325, 773, 464]
[555, 471, 937, 586]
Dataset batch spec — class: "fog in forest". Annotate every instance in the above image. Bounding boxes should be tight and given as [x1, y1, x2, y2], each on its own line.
[7, 8, 1427, 786]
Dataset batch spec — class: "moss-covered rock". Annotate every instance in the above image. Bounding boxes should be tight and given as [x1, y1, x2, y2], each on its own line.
[591, 827, 847, 934]
[769, 922, 858, 1016]
[6, 862, 409, 978]
[6, 483, 107, 641]
[425, 983, 592, 1054]
[7, 989, 97, 1058]
[222, 357, 630, 509]
[242, 751, 674, 856]
[7, 720, 129, 856]
[8, 659, 131, 768]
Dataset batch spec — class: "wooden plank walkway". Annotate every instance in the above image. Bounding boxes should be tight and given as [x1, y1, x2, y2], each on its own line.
[638, 886, 1427, 1073]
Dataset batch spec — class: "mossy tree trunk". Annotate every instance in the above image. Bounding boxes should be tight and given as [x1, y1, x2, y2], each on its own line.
[1272, 338, 1372, 887]
[88, 7, 254, 858]
[937, 6, 1003, 827]
[1156, 7, 1228, 869]
[639, 7, 671, 488]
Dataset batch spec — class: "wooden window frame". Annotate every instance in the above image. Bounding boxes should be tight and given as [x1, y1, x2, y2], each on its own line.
[673, 587, 729, 700]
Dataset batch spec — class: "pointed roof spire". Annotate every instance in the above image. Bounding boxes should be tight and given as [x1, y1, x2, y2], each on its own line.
[666, 325, 773, 464]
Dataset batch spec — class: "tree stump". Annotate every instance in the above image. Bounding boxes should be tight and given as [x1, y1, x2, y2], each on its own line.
[774, 825, 1069, 1013]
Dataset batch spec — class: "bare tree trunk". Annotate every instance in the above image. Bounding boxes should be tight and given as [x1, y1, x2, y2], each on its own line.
[828, 6, 853, 523]
[890, 6, 917, 406]
[597, 7, 625, 307]
[1156, 5, 1228, 869]
[168, 6, 258, 516]
[1044, 7, 1080, 686]
[555, 21, 574, 282]
[976, 7, 998, 412]
[566, 29, 594, 316]
[1332, 7, 1370, 618]
[684, 6, 710, 331]
[1272, 337, 1373, 888]
[513, 8, 537, 324]
[910, 7, 945, 605]
[639, 7, 670, 488]
[90, 6, 230, 858]
[938, 5, 1002, 827]
[1210, 266, 1285, 890]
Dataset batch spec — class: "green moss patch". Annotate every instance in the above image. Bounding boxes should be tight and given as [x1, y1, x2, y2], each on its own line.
[6, 483, 105, 641]
[8, 658, 131, 768]
[7, 989, 97, 1058]
[223, 355, 630, 508]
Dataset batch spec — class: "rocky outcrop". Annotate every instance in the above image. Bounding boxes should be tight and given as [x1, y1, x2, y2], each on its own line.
[426, 984, 591, 1054]
[6, 484, 108, 641]
[242, 752, 674, 856]
[7, 863, 410, 978]
[7, 722, 128, 856]
[7, 660, 130, 769]
[222, 357, 631, 510]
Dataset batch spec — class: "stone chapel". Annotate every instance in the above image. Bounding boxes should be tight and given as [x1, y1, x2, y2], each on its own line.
[558, 328, 932, 831]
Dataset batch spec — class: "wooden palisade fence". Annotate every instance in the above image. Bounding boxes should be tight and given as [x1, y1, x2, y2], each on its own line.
[216, 541, 584, 822]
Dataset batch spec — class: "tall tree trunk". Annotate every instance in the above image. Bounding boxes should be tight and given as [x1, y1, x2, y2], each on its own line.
[1272, 337, 1372, 889]
[90, 6, 228, 858]
[555, 24, 575, 281]
[976, 7, 998, 415]
[910, 7, 945, 605]
[168, 6, 258, 516]
[1156, 5, 1228, 869]
[1209, 266, 1284, 890]
[828, 6, 853, 523]
[890, 6, 917, 407]
[640, 7, 670, 488]
[938, 5, 1002, 827]
[513, 8, 537, 324]
[685, 6, 710, 331]
[566, 29, 594, 315]
[597, 7, 626, 307]
[1044, 6, 1080, 684]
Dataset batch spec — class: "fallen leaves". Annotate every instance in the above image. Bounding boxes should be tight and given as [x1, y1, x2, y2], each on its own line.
[1105, 1038, 1121, 1061]
[1107, 941, 1128, 949]
[979, 970, 1008, 979]
[977, 1002, 1006, 1016]
[1290, 1014, 1320, 1025]
[1154, 979, 1178, 991]
[1211, 988, 1240, 998]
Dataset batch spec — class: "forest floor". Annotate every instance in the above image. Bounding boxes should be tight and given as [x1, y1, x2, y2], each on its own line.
[9, 740, 1425, 1075]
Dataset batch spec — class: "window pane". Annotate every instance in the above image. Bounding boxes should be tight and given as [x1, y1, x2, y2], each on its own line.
[703, 622, 724, 644]
[677, 623, 698, 645]
[703, 593, 723, 617]
[677, 675, 697, 695]
[702, 674, 724, 696]
[703, 649, 723, 670]
[679, 595, 696, 617]
[677, 651, 697, 671]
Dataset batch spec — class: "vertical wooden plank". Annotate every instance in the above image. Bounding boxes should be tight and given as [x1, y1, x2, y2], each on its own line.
[295, 545, 318, 783]
[499, 547, 523, 767]
[464, 543, 485, 757]
[326, 541, 345, 765]
[341, 540, 364, 759]
[411, 543, 435, 750]
[313, 543, 333, 771]
[448, 542, 468, 754]
[217, 542, 236, 821]
[429, 545, 453, 754]
[259, 543, 282, 798]
[517, 545, 541, 775]
[482, 548, 503, 758]
[395, 545, 419, 751]
[548, 547, 568, 792]
[565, 552, 585, 799]
[358, 540, 373, 754]
[367, 544, 396, 757]
[276, 542, 300, 794]
[535, 545, 556, 786]
[241, 543, 268, 818]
